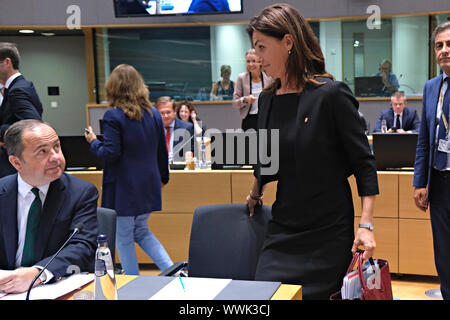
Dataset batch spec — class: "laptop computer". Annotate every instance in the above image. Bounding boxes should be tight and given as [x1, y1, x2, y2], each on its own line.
[372, 133, 418, 170]
[59, 136, 103, 171]
[354, 76, 384, 97]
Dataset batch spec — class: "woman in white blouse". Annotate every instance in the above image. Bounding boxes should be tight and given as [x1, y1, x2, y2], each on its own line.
[232, 48, 272, 131]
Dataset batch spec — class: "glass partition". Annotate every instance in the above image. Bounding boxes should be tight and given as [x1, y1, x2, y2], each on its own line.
[93, 13, 447, 103]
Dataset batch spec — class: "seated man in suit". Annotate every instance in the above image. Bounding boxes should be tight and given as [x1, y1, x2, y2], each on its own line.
[0, 42, 43, 178]
[373, 59, 400, 96]
[0, 120, 98, 294]
[373, 91, 420, 133]
[156, 96, 194, 162]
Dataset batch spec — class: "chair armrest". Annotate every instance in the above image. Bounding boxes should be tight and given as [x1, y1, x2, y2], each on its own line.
[158, 262, 188, 276]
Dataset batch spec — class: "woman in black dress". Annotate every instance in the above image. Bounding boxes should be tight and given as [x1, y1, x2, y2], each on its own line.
[246, 4, 379, 300]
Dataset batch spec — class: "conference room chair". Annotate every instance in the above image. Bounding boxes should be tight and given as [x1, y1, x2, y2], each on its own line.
[89, 207, 122, 274]
[159, 203, 272, 280]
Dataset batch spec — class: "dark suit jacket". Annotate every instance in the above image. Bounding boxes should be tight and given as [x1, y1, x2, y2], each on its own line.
[0, 173, 98, 280]
[373, 106, 420, 133]
[90, 107, 169, 216]
[172, 117, 194, 160]
[0, 75, 43, 178]
[0, 75, 43, 140]
[413, 74, 443, 197]
[255, 78, 379, 222]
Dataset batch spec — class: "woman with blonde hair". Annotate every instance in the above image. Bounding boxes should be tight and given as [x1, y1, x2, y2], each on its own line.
[232, 48, 272, 130]
[85, 64, 173, 274]
[245, 4, 378, 299]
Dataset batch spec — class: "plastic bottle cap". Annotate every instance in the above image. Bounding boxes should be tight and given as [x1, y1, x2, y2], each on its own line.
[97, 234, 108, 242]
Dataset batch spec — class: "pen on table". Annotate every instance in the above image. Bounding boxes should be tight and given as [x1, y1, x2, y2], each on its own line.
[178, 275, 186, 292]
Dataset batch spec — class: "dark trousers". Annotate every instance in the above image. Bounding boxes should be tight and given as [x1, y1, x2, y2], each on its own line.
[429, 169, 450, 300]
[242, 114, 258, 132]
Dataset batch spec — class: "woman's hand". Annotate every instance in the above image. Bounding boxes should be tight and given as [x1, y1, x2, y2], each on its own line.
[246, 192, 263, 217]
[245, 95, 257, 105]
[84, 126, 97, 144]
[352, 228, 376, 260]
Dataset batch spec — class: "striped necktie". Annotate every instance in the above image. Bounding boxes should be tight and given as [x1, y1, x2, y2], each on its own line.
[21, 187, 42, 267]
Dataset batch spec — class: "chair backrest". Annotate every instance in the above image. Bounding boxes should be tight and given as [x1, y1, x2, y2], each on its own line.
[188, 204, 271, 280]
[96, 207, 117, 265]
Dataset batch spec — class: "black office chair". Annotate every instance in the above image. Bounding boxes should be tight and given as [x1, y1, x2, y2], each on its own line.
[159, 203, 271, 280]
[93, 207, 123, 274]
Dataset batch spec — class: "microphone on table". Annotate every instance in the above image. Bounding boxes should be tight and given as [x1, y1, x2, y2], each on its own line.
[25, 222, 85, 300]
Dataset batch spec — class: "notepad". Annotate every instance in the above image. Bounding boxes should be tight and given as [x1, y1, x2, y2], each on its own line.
[149, 277, 231, 300]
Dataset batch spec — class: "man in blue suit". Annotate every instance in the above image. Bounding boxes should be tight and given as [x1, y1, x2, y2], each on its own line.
[413, 22, 450, 300]
[0, 120, 98, 294]
[0, 42, 43, 178]
[156, 96, 194, 162]
[373, 91, 420, 133]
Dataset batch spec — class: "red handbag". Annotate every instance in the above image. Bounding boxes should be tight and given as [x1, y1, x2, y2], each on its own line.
[330, 250, 393, 300]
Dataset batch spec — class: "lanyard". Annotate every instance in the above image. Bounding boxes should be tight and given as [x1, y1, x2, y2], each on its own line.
[438, 79, 449, 136]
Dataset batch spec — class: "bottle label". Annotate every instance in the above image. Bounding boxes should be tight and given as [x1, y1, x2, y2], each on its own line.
[95, 259, 107, 277]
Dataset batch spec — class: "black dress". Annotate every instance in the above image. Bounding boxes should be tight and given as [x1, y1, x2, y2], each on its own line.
[254, 93, 355, 300]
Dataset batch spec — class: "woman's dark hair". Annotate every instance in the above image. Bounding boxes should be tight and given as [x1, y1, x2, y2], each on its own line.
[246, 3, 333, 92]
[175, 100, 196, 123]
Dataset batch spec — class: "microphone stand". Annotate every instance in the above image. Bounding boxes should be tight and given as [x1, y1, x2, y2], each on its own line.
[25, 225, 83, 300]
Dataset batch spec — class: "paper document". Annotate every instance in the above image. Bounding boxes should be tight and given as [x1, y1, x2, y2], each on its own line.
[149, 277, 231, 300]
[0, 273, 94, 300]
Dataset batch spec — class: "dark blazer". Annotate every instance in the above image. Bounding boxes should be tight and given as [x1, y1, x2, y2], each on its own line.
[255, 78, 379, 217]
[0, 173, 98, 279]
[90, 107, 169, 217]
[413, 74, 442, 196]
[0, 75, 43, 140]
[172, 117, 194, 159]
[373, 106, 421, 133]
[0, 75, 43, 178]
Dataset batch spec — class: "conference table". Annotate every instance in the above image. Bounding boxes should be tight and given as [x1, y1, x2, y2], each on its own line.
[61, 275, 302, 300]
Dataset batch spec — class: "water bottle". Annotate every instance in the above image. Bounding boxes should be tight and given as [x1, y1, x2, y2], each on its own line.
[381, 119, 387, 133]
[199, 137, 207, 169]
[94, 234, 118, 300]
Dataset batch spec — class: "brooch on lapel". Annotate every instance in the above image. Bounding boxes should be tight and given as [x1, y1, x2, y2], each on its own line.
[304, 117, 309, 123]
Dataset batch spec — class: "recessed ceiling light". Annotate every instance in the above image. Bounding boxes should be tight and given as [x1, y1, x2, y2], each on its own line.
[41, 32, 56, 36]
[19, 29, 34, 34]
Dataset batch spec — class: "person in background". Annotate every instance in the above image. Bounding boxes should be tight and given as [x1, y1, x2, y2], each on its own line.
[188, 0, 230, 13]
[85, 64, 173, 275]
[156, 96, 194, 162]
[373, 91, 420, 133]
[210, 65, 235, 100]
[0, 120, 98, 293]
[373, 59, 399, 96]
[0, 42, 43, 178]
[175, 100, 205, 136]
[413, 21, 450, 300]
[233, 48, 272, 131]
[245, 3, 379, 299]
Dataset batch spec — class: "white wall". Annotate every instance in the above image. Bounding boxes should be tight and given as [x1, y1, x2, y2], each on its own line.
[210, 23, 250, 85]
[392, 16, 429, 95]
[320, 20, 343, 81]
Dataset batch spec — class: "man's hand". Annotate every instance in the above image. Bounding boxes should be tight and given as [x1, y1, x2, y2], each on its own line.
[414, 187, 428, 212]
[0, 267, 41, 294]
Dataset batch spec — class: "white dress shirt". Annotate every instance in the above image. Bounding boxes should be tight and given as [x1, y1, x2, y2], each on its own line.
[0, 84, 4, 106]
[436, 73, 450, 170]
[15, 174, 53, 282]
[4, 72, 21, 89]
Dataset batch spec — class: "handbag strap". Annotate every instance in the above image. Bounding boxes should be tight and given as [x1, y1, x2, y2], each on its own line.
[357, 251, 379, 293]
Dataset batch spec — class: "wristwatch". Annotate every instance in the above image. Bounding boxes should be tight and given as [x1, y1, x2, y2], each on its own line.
[359, 223, 374, 231]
